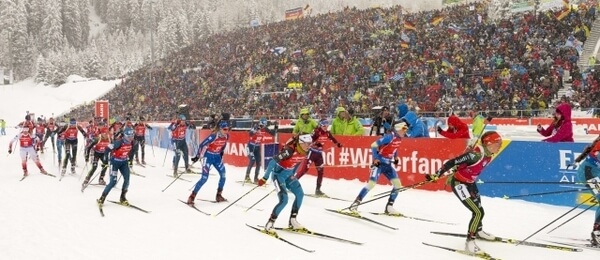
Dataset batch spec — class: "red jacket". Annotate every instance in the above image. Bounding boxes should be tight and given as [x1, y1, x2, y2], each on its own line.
[439, 115, 470, 139]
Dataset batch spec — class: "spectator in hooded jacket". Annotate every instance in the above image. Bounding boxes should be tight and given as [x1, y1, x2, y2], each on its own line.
[400, 111, 429, 138]
[438, 115, 470, 139]
[292, 108, 318, 136]
[537, 103, 574, 142]
[331, 107, 363, 136]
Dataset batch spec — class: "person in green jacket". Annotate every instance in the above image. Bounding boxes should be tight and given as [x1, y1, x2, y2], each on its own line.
[331, 107, 364, 136]
[467, 109, 492, 149]
[293, 108, 318, 136]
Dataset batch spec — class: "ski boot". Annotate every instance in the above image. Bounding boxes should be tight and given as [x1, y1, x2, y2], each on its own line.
[243, 175, 252, 183]
[384, 201, 401, 215]
[187, 192, 197, 206]
[23, 169, 28, 177]
[264, 215, 277, 235]
[61, 167, 67, 176]
[98, 178, 106, 185]
[40, 168, 48, 175]
[172, 167, 179, 178]
[215, 189, 227, 202]
[476, 230, 497, 241]
[591, 230, 600, 246]
[315, 188, 327, 197]
[70, 166, 76, 175]
[349, 198, 361, 212]
[288, 213, 304, 230]
[83, 176, 90, 186]
[120, 190, 129, 206]
[97, 195, 106, 205]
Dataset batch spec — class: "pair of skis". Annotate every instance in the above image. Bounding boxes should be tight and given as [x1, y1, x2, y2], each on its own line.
[325, 208, 454, 230]
[542, 236, 600, 251]
[424, 231, 583, 260]
[20, 172, 56, 181]
[246, 223, 363, 253]
[97, 200, 150, 217]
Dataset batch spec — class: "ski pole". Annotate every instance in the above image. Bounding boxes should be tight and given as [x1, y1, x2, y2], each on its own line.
[547, 202, 598, 234]
[341, 179, 434, 211]
[503, 188, 589, 199]
[502, 189, 588, 199]
[161, 166, 186, 193]
[214, 185, 260, 217]
[369, 172, 442, 197]
[517, 195, 596, 246]
[245, 188, 276, 212]
[81, 165, 104, 193]
[162, 142, 172, 167]
[78, 161, 89, 181]
[477, 180, 589, 185]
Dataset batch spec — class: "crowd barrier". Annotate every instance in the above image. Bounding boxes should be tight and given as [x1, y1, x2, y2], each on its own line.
[146, 126, 596, 208]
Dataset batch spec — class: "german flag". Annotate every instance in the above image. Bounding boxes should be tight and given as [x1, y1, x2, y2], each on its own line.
[482, 76, 493, 83]
[430, 16, 444, 26]
[556, 9, 570, 20]
[404, 21, 416, 31]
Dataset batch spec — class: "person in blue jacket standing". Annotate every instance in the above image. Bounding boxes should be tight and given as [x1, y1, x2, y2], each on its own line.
[187, 121, 230, 204]
[400, 111, 429, 138]
[97, 128, 138, 206]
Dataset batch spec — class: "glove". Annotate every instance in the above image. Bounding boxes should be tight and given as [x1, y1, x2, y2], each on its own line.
[426, 169, 444, 181]
[567, 162, 580, 170]
[274, 122, 279, 130]
[315, 142, 323, 148]
[191, 156, 199, 163]
[426, 174, 440, 182]
[393, 158, 399, 166]
[220, 151, 224, 158]
[35, 147, 39, 152]
[85, 156, 89, 163]
[8, 149, 12, 154]
[372, 160, 381, 168]
[436, 126, 443, 133]
[486, 116, 493, 122]
[128, 160, 133, 167]
[337, 143, 342, 148]
[537, 124, 543, 131]
[257, 178, 267, 186]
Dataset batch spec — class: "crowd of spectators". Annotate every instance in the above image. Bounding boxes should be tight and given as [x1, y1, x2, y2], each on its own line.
[65, 2, 598, 122]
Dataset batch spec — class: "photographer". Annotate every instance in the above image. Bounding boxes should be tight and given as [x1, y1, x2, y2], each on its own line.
[369, 106, 394, 136]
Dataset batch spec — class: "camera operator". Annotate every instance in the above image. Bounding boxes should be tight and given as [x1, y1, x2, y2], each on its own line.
[369, 106, 393, 136]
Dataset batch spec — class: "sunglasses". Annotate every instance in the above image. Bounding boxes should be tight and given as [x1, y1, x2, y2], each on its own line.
[301, 113, 309, 116]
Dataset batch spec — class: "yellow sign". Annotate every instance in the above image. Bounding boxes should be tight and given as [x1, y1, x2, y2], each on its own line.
[577, 192, 599, 206]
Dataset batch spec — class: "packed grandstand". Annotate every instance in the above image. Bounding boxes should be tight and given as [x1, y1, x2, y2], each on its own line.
[65, 2, 598, 122]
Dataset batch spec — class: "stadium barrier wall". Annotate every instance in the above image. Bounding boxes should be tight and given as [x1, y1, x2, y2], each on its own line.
[146, 127, 596, 208]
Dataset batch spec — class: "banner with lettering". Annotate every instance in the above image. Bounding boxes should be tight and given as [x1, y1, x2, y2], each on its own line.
[94, 100, 109, 121]
[285, 7, 303, 20]
[147, 127, 595, 208]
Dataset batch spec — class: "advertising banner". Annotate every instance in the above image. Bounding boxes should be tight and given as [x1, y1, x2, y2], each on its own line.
[285, 7, 303, 20]
[147, 127, 596, 208]
[94, 100, 109, 121]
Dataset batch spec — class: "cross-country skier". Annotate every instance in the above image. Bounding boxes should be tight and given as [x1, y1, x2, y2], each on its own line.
[348, 121, 407, 214]
[426, 131, 502, 255]
[187, 121, 230, 204]
[257, 134, 313, 233]
[8, 128, 49, 177]
[97, 128, 137, 206]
